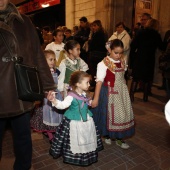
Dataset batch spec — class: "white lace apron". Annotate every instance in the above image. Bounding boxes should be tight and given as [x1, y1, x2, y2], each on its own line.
[70, 115, 97, 154]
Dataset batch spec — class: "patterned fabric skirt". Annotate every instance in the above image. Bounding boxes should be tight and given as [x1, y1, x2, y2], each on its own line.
[49, 117, 103, 166]
[91, 85, 135, 139]
[30, 106, 60, 132]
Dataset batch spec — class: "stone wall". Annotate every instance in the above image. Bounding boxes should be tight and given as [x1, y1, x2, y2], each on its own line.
[66, 0, 96, 29]
[66, 0, 133, 37]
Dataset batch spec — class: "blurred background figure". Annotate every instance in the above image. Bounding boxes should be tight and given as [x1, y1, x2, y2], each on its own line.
[42, 26, 53, 49]
[108, 22, 131, 70]
[129, 19, 163, 102]
[88, 20, 107, 89]
[158, 30, 170, 90]
[140, 13, 152, 29]
[73, 16, 90, 63]
[72, 25, 79, 36]
[64, 29, 74, 43]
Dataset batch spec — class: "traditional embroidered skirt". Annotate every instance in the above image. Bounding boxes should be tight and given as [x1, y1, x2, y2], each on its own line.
[31, 106, 61, 132]
[31, 90, 63, 132]
[49, 117, 103, 166]
[91, 69, 135, 139]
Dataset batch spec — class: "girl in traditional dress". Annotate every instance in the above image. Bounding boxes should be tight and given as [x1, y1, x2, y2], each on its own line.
[58, 40, 88, 98]
[30, 50, 63, 143]
[47, 71, 103, 166]
[91, 39, 135, 149]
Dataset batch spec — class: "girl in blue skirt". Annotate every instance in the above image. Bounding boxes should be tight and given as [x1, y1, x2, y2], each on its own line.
[47, 71, 103, 166]
[91, 39, 135, 149]
[31, 50, 63, 143]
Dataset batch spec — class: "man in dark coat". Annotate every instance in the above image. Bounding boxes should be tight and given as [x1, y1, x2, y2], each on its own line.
[0, 1, 56, 169]
[73, 16, 90, 63]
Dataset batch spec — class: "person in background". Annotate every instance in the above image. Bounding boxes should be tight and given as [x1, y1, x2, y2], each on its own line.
[0, 1, 56, 169]
[140, 13, 152, 29]
[158, 30, 170, 90]
[47, 71, 103, 166]
[30, 50, 63, 143]
[72, 25, 79, 36]
[108, 21, 131, 80]
[64, 29, 74, 43]
[45, 29, 65, 67]
[132, 22, 141, 39]
[91, 39, 135, 149]
[58, 40, 88, 98]
[88, 20, 107, 89]
[129, 18, 163, 102]
[74, 16, 90, 63]
[159, 39, 170, 98]
[42, 26, 53, 49]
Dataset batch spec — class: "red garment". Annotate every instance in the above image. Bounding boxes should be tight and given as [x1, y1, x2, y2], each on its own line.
[103, 62, 121, 87]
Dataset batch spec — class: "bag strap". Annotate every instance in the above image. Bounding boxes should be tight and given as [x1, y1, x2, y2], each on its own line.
[0, 32, 22, 63]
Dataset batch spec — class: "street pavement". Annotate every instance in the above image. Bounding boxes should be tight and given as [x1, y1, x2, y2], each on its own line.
[0, 85, 170, 170]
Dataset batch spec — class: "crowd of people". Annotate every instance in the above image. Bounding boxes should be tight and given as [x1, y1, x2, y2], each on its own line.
[1, 0, 170, 169]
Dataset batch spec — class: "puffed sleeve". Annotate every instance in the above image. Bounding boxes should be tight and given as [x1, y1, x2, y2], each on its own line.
[79, 58, 89, 72]
[52, 95, 73, 109]
[58, 60, 66, 91]
[95, 61, 107, 82]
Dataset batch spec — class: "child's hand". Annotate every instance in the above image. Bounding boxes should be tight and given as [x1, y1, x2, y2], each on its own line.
[47, 91, 56, 102]
[91, 99, 98, 108]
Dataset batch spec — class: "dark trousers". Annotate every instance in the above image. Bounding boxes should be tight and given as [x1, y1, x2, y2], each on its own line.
[0, 112, 32, 170]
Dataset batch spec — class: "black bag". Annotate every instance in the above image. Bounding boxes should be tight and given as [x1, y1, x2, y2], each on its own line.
[0, 32, 44, 102]
[14, 63, 44, 101]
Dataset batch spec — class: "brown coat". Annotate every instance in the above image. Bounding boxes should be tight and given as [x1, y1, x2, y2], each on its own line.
[0, 4, 56, 118]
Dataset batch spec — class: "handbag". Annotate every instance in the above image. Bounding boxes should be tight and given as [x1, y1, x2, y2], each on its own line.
[0, 32, 44, 102]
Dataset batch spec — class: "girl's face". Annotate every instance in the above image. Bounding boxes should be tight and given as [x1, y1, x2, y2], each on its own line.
[46, 54, 56, 69]
[77, 77, 90, 92]
[109, 47, 123, 61]
[54, 31, 64, 44]
[69, 44, 81, 59]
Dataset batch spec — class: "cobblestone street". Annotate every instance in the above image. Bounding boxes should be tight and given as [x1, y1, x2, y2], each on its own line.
[0, 85, 170, 170]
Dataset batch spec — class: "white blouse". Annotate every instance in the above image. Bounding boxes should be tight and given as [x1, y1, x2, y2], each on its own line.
[52, 91, 89, 109]
[45, 42, 65, 61]
[52, 95, 73, 109]
[96, 57, 120, 82]
[58, 57, 89, 91]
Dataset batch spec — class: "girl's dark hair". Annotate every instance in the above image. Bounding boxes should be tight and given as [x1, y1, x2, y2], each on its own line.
[109, 39, 124, 50]
[69, 71, 90, 90]
[52, 29, 63, 36]
[64, 40, 79, 53]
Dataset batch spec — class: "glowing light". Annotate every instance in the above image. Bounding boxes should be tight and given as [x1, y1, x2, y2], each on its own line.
[41, 3, 50, 8]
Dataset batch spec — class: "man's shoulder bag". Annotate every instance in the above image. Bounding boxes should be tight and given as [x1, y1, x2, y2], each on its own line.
[0, 32, 44, 102]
